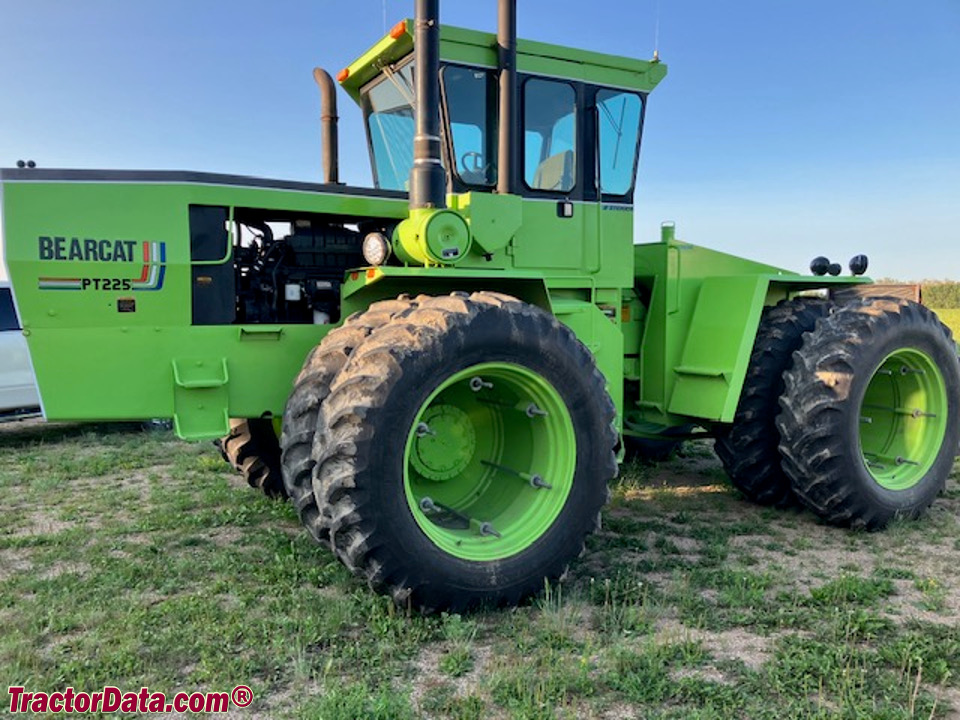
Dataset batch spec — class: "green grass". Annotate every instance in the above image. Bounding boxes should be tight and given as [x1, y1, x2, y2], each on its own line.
[932, 307, 960, 336]
[1, 423, 959, 718]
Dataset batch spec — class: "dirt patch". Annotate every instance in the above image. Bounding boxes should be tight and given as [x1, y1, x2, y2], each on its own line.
[113, 470, 158, 500]
[118, 532, 156, 546]
[670, 536, 700, 553]
[207, 526, 247, 548]
[41, 629, 86, 659]
[38, 561, 91, 580]
[882, 578, 960, 627]
[672, 664, 730, 684]
[0, 548, 34, 580]
[935, 687, 960, 720]
[409, 641, 494, 717]
[408, 644, 446, 714]
[655, 617, 777, 670]
[727, 527, 878, 592]
[9, 510, 74, 537]
[725, 525, 960, 626]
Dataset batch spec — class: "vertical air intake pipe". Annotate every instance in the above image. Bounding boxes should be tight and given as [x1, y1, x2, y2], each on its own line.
[497, 0, 517, 195]
[409, 0, 447, 210]
[313, 68, 340, 184]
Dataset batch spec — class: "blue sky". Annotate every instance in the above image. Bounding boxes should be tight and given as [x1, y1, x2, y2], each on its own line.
[1, 0, 958, 280]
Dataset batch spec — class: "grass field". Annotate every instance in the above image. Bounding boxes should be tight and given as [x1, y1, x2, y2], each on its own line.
[933, 308, 960, 337]
[1, 422, 959, 719]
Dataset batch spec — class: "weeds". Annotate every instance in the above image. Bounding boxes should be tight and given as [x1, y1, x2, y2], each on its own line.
[0, 425, 958, 718]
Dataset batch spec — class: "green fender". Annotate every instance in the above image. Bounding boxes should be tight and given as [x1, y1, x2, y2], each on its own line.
[667, 275, 870, 423]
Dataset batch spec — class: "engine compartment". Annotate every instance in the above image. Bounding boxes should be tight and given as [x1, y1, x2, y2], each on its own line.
[190, 205, 396, 326]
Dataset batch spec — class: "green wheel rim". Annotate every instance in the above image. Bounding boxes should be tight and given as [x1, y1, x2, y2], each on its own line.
[403, 362, 576, 561]
[858, 348, 948, 490]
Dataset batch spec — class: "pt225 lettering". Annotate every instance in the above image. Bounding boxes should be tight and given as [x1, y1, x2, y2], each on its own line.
[81, 278, 132, 291]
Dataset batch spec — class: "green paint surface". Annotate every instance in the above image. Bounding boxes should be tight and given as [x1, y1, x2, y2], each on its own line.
[403, 362, 576, 561]
[859, 348, 948, 490]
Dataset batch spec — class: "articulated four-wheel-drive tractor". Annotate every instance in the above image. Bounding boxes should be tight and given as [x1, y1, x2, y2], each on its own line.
[3, 1, 958, 612]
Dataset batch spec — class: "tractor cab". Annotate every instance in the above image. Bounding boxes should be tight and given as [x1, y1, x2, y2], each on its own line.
[337, 21, 666, 204]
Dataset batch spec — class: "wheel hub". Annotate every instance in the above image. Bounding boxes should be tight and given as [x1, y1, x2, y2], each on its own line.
[859, 348, 948, 490]
[403, 362, 577, 562]
[410, 404, 476, 481]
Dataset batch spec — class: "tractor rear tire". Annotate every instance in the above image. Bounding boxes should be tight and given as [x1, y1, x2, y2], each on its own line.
[221, 418, 285, 498]
[312, 292, 617, 613]
[714, 297, 831, 506]
[279, 297, 418, 543]
[777, 297, 960, 529]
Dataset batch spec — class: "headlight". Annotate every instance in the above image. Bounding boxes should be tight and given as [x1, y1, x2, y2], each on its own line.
[362, 231, 392, 267]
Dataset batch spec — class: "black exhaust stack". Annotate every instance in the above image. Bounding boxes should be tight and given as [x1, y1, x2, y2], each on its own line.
[409, 0, 447, 210]
[313, 68, 340, 184]
[497, 0, 517, 195]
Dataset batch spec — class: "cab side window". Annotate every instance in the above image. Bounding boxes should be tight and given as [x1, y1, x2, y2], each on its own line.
[523, 79, 577, 193]
[442, 66, 498, 187]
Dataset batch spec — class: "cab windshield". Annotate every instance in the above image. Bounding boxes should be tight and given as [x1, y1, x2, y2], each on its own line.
[361, 61, 500, 191]
[361, 62, 416, 191]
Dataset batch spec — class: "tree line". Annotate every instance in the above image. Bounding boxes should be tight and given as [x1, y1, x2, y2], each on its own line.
[924, 282, 960, 308]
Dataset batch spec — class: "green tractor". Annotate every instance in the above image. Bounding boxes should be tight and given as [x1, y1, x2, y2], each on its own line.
[3, 1, 958, 613]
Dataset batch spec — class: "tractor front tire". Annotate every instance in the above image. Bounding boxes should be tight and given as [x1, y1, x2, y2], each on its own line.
[714, 297, 831, 506]
[221, 418, 285, 498]
[777, 297, 960, 529]
[280, 297, 418, 543]
[312, 292, 617, 613]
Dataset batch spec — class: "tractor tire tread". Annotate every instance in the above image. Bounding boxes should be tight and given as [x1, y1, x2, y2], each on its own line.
[280, 296, 419, 543]
[313, 291, 617, 613]
[221, 418, 285, 498]
[714, 296, 832, 507]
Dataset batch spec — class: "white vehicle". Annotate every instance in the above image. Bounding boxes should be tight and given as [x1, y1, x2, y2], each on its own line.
[0, 281, 40, 418]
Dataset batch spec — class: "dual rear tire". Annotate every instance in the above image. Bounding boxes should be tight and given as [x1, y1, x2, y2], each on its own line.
[720, 296, 959, 529]
[777, 297, 959, 529]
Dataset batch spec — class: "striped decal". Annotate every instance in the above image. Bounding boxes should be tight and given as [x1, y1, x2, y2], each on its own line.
[131, 241, 166, 291]
[38, 278, 83, 290]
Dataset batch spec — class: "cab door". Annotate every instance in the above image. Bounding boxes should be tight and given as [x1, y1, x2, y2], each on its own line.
[512, 77, 586, 271]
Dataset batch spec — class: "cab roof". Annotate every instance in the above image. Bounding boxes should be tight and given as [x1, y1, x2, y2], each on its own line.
[338, 20, 667, 101]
